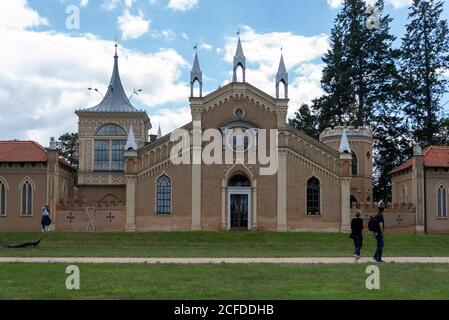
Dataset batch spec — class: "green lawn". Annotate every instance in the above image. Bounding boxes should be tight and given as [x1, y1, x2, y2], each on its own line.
[1, 263, 448, 299]
[1, 232, 449, 258]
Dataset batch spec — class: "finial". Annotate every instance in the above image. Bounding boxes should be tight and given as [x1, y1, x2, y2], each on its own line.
[237, 28, 240, 36]
[114, 37, 118, 57]
[193, 43, 198, 52]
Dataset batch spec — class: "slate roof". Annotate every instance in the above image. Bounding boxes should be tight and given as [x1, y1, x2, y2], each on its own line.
[81, 47, 138, 113]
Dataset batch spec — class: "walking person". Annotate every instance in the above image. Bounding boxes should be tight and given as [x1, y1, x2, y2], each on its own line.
[41, 204, 51, 232]
[371, 201, 386, 263]
[350, 211, 364, 262]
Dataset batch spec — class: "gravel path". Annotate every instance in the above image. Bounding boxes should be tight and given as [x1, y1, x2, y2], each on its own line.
[1, 257, 449, 264]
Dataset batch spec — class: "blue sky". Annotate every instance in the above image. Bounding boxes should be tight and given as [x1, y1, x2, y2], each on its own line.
[0, 0, 448, 145]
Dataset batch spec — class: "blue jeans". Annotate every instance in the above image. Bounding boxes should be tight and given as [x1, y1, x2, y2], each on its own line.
[373, 234, 384, 261]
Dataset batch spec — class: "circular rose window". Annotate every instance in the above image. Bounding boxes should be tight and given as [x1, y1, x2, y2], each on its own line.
[233, 107, 245, 119]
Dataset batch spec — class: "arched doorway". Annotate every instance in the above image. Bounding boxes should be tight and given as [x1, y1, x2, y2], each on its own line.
[350, 195, 358, 209]
[227, 173, 252, 231]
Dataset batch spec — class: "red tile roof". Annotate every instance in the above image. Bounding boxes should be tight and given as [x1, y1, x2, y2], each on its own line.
[389, 146, 449, 175]
[0, 140, 48, 162]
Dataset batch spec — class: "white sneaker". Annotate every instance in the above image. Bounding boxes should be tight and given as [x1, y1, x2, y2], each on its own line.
[371, 258, 378, 263]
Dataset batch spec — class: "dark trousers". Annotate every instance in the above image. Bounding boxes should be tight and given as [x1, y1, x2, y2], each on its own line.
[373, 234, 384, 261]
[353, 235, 363, 256]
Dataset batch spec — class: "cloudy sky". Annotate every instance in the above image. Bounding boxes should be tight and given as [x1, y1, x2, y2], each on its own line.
[0, 0, 448, 146]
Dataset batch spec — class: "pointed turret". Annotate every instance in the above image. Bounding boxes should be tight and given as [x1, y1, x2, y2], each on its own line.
[85, 43, 137, 112]
[157, 125, 162, 139]
[190, 47, 203, 97]
[339, 129, 351, 154]
[276, 52, 289, 99]
[125, 126, 138, 151]
[232, 34, 246, 82]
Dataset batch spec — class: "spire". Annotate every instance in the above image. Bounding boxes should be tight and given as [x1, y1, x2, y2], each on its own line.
[85, 42, 137, 112]
[157, 125, 162, 139]
[232, 32, 246, 82]
[339, 129, 351, 154]
[276, 51, 289, 99]
[125, 126, 138, 151]
[190, 46, 203, 97]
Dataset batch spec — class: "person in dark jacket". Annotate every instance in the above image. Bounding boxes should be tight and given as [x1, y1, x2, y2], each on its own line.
[351, 211, 364, 261]
[372, 201, 386, 263]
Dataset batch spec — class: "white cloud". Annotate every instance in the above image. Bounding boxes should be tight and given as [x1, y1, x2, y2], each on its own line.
[327, 0, 412, 9]
[118, 9, 151, 40]
[162, 29, 176, 41]
[101, 0, 120, 11]
[200, 42, 213, 50]
[101, 0, 136, 11]
[0, 28, 190, 145]
[167, 0, 198, 11]
[327, 0, 342, 9]
[223, 26, 328, 117]
[150, 107, 192, 136]
[124, 0, 135, 7]
[80, 0, 89, 7]
[386, 0, 412, 9]
[181, 32, 189, 40]
[0, 0, 48, 30]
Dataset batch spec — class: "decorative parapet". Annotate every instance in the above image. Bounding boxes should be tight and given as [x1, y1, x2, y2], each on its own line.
[77, 172, 125, 185]
[320, 126, 373, 142]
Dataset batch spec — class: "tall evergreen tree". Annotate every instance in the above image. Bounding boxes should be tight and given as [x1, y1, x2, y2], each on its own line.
[289, 103, 320, 139]
[311, 0, 408, 201]
[400, 0, 449, 146]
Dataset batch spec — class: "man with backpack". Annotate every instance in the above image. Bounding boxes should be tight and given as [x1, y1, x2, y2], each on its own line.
[368, 201, 386, 263]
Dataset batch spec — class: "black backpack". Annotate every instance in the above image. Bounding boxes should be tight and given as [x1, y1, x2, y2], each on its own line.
[368, 215, 377, 232]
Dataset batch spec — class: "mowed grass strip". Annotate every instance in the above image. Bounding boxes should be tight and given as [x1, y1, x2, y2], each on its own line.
[0, 232, 449, 258]
[0, 263, 448, 299]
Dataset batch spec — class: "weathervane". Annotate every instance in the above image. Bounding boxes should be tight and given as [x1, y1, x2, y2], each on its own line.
[129, 89, 143, 101]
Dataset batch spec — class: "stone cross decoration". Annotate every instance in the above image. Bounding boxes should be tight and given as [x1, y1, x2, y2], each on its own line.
[66, 212, 75, 224]
[106, 212, 115, 223]
[396, 215, 404, 225]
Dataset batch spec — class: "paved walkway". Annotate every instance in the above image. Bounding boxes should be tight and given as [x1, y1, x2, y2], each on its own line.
[1, 257, 449, 264]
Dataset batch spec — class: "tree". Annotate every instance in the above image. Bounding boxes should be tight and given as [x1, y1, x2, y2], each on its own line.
[372, 109, 413, 201]
[400, 0, 449, 146]
[58, 133, 79, 168]
[289, 103, 320, 139]
[311, 0, 407, 201]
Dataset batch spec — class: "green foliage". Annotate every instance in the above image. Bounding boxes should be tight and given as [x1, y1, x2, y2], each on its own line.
[289, 104, 320, 139]
[58, 132, 79, 168]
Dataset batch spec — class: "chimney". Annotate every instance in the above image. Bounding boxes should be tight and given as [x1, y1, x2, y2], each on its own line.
[150, 134, 157, 143]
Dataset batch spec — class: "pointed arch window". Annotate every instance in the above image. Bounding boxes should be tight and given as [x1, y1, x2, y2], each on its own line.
[0, 181, 6, 216]
[351, 151, 358, 176]
[401, 185, 408, 206]
[156, 175, 171, 214]
[21, 180, 33, 216]
[437, 185, 447, 218]
[307, 177, 320, 216]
